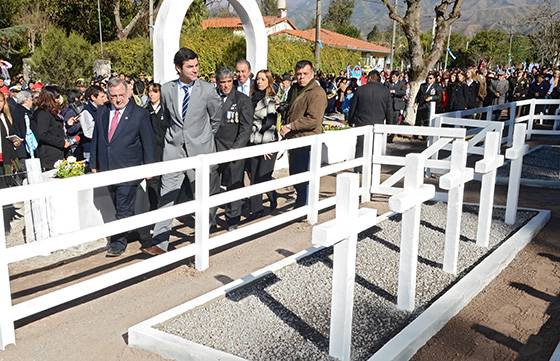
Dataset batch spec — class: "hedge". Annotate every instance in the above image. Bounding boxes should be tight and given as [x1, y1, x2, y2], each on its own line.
[96, 29, 362, 78]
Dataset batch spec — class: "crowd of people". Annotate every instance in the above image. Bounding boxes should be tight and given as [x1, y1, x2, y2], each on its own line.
[1, 51, 559, 256]
[0, 49, 328, 257]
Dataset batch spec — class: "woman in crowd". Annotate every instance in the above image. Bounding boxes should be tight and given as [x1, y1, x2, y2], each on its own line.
[447, 71, 468, 112]
[247, 69, 278, 219]
[145, 82, 167, 212]
[0, 92, 22, 188]
[31, 86, 70, 170]
[465, 68, 480, 109]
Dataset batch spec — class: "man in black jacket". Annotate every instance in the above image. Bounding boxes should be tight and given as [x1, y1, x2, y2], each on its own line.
[415, 72, 441, 126]
[348, 70, 392, 162]
[214, 67, 253, 230]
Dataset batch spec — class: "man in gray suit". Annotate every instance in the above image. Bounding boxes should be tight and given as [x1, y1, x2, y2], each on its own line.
[142, 47, 222, 256]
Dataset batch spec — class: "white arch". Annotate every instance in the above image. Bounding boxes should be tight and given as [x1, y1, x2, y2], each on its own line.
[153, 0, 268, 83]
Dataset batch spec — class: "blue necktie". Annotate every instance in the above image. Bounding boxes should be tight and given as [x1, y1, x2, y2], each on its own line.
[182, 85, 191, 121]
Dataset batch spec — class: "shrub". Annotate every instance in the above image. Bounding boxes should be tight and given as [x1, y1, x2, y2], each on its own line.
[103, 37, 153, 77]
[31, 27, 95, 88]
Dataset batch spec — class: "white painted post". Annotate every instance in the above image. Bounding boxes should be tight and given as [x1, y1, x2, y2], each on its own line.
[370, 130, 384, 194]
[194, 156, 210, 271]
[475, 132, 504, 247]
[429, 101, 436, 125]
[389, 154, 435, 312]
[439, 140, 473, 275]
[504, 124, 528, 225]
[307, 137, 322, 225]
[0, 207, 15, 349]
[25, 158, 50, 242]
[527, 99, 535, 140]
[361, 127, 373, 203]
[506, 104, 517, 147]
[329, 173, 360, 361]
[485, 107, 493, 122]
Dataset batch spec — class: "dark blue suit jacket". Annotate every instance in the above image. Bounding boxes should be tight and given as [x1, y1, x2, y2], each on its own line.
[90, 102, 155, 176]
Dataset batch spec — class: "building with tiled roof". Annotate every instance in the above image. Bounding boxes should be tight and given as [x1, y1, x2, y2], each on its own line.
[202, 16, 297, 36]
[202, 6, 389, 69]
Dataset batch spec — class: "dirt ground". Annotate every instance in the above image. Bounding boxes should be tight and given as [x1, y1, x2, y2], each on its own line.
[1, 138, 559, 361]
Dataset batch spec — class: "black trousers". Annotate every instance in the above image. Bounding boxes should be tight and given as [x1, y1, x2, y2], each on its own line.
[247, 154, 276, 214]
[108, 184, 138, 250]
[288, 146, 310, 208]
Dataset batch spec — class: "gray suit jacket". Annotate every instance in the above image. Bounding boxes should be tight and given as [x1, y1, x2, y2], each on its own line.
[161, 79, 222, 161]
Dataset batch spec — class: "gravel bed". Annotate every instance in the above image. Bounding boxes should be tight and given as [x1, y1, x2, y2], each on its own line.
[498, 145, 560, 181]
[157, 203, 536, 361]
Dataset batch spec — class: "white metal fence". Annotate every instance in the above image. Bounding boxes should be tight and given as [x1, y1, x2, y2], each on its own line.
[0, 126, 374, 349]
[2, 98, 551, 350]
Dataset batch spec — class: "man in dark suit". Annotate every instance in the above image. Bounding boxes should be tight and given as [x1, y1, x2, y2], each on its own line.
[90, 77, 155, 257]
[348, 70, 392, 162]
[214, 67, 253, 230]
[415, 72, 441, 126]
[385, 70, 407, 125]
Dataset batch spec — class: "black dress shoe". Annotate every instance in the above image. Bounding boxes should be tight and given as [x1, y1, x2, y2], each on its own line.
[268, 191, 278, 210]
[106, 246, 126, 257]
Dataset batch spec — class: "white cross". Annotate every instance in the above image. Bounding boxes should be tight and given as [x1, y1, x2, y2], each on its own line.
[504, 124, 528, 225]
[474, 131, 504, 248]
[389, 154, 435, 312]
[439, 140, 474, 275]
[311, 173, 377, 361]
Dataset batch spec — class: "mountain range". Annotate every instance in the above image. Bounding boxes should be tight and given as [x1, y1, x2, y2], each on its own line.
[284, 0, 554, 37]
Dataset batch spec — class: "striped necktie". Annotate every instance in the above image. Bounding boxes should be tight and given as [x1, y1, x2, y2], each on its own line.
[182, 84, 191, 121]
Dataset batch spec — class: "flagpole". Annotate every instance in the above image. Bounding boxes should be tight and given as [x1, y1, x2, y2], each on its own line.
[444, 24, 452, 70]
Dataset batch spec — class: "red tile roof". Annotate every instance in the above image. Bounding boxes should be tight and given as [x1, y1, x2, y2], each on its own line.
[202, 16, 296, 31]
[277, 29, 390, 54]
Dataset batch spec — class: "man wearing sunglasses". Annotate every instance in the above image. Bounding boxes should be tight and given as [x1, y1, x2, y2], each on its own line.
[415, 72, 441, 127]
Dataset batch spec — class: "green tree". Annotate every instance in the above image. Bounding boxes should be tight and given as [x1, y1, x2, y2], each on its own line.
[182, 0, 209, 32]
[467, 29, 509, 66]
[30, 27, 95, 88]
[0, 0, 20, 28]
[323, 0, 361, 39]
[366, 25, 379, 42]
[260, 0, 279, 16]
[323, 0, 354, 28]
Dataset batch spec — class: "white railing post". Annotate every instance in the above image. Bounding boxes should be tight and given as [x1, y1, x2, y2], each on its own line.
[527, 99, 536, 140]
[504, 124, 528, 225]
[484, 107, 491, 121]
[328, 173, 359, 361]
[429, 101, 436, 125]
[307, 136, 322, 225]
[439, 140, 473, 275]
[0, 208, 15, 350]
[506, 104, 516, 147]
[389, 154, 435, 312]
[370, 129, 384, 194]
[361, 127, 373, 203]
[194, 156, 210, 271]
[24, 158, 50, 243]
[475, 132, 504, 247]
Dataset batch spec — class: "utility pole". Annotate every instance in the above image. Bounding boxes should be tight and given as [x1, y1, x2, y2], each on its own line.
[508, 32, 513, 67]
[149, 0, 154, 43]
[389, 0, 397, 70]
[315, 0, 322, 70]
[97, 0, 103, 55]
[444, 24, 452, 70]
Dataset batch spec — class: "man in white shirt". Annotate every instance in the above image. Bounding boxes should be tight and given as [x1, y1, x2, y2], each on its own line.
[235, 59, 253, 96]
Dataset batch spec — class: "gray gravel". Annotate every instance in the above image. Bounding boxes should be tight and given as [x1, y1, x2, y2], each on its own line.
[498, 145, 560, 181]
[157, 202, 536, 361]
